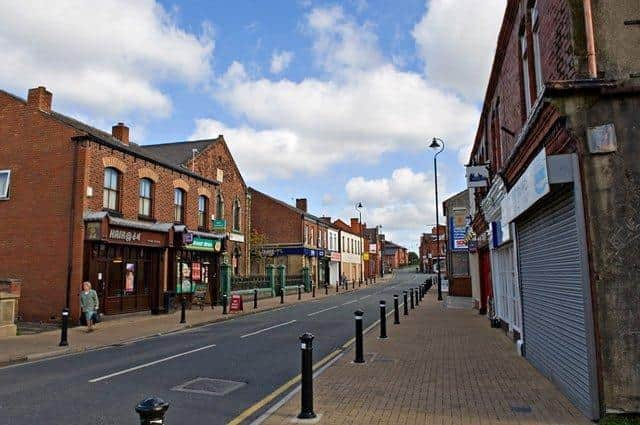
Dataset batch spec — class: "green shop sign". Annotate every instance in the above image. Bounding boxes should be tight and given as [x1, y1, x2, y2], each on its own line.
[186, 236, 222, 252]
[212, 219, 227, 230]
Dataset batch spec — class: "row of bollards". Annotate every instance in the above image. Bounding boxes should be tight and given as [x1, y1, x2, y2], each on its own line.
[132, 278, 435, 423]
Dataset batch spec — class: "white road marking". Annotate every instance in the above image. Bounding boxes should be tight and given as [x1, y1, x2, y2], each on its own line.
[341, 299, 358, 306]
[307, 305, 339, 317]
[89, 343, 217, 383]
[358, 295, 371, 300]
[240, 320, 297, 339]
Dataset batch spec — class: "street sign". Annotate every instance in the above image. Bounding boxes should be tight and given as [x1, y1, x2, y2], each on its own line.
[212, 219, 227, 230]
[230, 294, 243, 312]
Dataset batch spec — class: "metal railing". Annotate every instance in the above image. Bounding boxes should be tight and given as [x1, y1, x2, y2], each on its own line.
[231, 275, 270, 292]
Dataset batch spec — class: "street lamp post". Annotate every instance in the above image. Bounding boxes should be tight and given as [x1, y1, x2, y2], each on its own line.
[355, 202, 364, 284]
[429, 137, 445, 301]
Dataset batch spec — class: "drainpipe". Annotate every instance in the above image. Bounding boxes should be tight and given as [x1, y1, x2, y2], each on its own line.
[583, 0, 598, 78]
[65, 141, 80, 309]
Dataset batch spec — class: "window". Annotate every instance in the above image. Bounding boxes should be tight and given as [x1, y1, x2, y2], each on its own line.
[531, 5, 544, 97]
[310, 228, 314, 246]
[232, 199, 241, 231]
[138, 178, 153, 217]
[304, 226, 309, 244]
[0, 170, 10, 199]
[520, 33, 532, 114]
[103, 167, 120, 211]
[215, 192, 224, 219]
[198, 195, 209, 229]
[174, 188, 185, 223]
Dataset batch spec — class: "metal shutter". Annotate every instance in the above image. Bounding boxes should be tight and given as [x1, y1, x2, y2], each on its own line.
[516, 186, 598, 419]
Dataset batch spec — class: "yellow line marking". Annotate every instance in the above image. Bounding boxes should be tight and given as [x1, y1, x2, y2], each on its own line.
[227, 349, 342, 425]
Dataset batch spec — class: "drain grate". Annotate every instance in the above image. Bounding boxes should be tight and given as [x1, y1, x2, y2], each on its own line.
[172, 378, 246, 396]
[510, 405, 533, 414]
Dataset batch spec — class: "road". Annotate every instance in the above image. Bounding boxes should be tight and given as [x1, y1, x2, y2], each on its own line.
[0, 269, 426, 424]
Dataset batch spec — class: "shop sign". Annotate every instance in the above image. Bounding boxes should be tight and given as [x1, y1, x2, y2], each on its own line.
[229, 232, 245, 243]
[465, 164, 489, 188]
[369, 243, 377, 253]
[109, 229, 141, 243]
[106, 227, 165, 246]
[363, 252, 369, 261]
[491, 221, 511, 248]
[86, 222, 101, 240]
[449, 209, 469, 252]
[212, 219, 227, 230]
[182, 232, 194, 244]
[468, 240, 478, 253]
[330, 252, 341, 262]
[230, 294, 243, 312]
[502, 148, 549, 223]
[188, 236, 222, 252]
[192, 262, 201, 282]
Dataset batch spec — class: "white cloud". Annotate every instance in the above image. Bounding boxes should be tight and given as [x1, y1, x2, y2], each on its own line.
[412, 0, 506, 102]
[0, 0, 214, 118]
[322, 193, 335, 206]
[270, 50, 294, 74]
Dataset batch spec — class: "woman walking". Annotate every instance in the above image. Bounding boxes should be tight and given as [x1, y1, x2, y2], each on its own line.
[80, 281, 99, 332]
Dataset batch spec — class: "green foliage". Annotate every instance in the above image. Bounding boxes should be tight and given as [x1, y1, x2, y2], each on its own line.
[600, 415, 640, 425]
[408, 251, 419, 264]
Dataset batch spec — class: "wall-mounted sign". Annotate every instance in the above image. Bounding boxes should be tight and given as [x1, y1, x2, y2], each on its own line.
[187, 236, 222, 252]
[502, 148, 549, 223]
[182, 232, 194, 244]
[86, 222, 101, 240]
[449, 209, 469, 252]
[330, 252, 342, 262]
[106, 226, 164, 246]
[369, 243, 377, 254]
[212, 219, 227, 230]
[363, 252, 370, 261]
[229, 232, 245, 243]
[465, 164, 490, 188]
[587, 123, 617, 153]
[110, 229, 141, 243]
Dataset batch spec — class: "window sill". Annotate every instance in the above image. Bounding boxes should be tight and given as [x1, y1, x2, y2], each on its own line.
[0, 197, 9, 201]
[138, 215, 156, 222]
[102, 208, 123, 217]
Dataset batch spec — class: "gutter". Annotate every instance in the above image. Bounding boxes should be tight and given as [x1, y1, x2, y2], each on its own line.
[583, 0, 598, 78]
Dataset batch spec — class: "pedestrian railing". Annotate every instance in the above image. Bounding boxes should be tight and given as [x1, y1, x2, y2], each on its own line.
[231, 275, 270, 292]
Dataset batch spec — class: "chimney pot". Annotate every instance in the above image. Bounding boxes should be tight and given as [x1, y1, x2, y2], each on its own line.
[27, 86, 53, 112]
[112, 122, 130, 145]
[296, 198, 307, 212]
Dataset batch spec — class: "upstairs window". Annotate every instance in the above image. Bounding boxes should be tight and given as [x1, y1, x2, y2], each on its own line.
[232, 199, 241, 231]
[139, 178, 153, 218]
[531, 4, 544, 97]
[0, 170, 10, 199]
[198, 195, 209, 230]
[215, 192, 224, 219]
[103, 167, 120, 211]
[521, 33, 532, 115]
[174, 188, 185, 223]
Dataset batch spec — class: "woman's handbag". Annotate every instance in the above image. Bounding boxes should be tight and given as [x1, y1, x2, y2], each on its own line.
[91, 310, 102, 324]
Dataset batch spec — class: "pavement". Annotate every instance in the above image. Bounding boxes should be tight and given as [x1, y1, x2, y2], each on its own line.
[0, 272, 404, 424]
[262, 272, 590, 425]
[0, 277, 390, 366]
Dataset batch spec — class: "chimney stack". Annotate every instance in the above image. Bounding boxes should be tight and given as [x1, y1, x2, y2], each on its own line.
[112, 122, 130, 145]
[350, 218, 361, 234]
[296, 198, 307, 212]
[27, 86, 52, 112]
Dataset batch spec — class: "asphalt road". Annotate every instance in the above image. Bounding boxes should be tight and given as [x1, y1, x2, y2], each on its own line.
[0, 269, 427, 425]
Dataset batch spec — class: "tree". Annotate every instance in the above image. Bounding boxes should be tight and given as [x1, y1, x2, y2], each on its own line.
[249, 229, 271, 273]
[408, 251, 419, 265]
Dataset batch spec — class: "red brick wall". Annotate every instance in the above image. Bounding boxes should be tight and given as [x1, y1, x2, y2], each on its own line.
[250, 190, 302, 244]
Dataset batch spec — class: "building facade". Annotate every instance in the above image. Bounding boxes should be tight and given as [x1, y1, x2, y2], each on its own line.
[0, 86, 231, 321]
[418, 225, 447, 273]
[363, 226, 383, 278]
[382, 240, 408, 270]
[465, 0, 640, 418]
[443, 190, 472, 298]
[332, 219, 363, 284]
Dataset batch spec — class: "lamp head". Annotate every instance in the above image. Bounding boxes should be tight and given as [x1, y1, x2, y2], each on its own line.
[356, 202, 363, 209]
[428, 138, 441, 150]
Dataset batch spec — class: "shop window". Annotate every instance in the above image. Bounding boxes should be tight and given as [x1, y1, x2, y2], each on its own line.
[0, 169, 10, 199]
[232, 199, 241, 231]
[174, 188, 185, 223]
[139, 178, 153, 218]
[103, 167, 120, 211]
[215, 192, 224, 219]
[198, 195, 209, 230]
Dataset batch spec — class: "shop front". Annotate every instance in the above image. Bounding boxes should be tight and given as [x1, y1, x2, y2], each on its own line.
[83, 213, 171, 315]
[318, 251, 329, 286]
[172, 229, 224, 307]
[328, 252, 340, 286]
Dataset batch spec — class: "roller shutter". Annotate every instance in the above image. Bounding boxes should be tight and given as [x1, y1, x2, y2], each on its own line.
[516, 186, 598, 419]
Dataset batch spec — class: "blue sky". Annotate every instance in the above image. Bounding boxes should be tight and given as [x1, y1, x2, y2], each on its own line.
[0, 0, 506, 250]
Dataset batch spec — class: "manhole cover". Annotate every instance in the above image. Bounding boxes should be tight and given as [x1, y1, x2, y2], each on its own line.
[510, 405, 532, 414]
[172, 378, 246, 396]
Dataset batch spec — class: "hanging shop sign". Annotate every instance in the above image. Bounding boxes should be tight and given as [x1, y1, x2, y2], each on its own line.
[363, 252, 370, 261]
[465, 164, 490, 188]
[230, 294, 244, 312]
[502, 148, 549, 223]
[369, 243, 377, 253]
[182, 232, 194, 244]
[449, 209, 469, 252]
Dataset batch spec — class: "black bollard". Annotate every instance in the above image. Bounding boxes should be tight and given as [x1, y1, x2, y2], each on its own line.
[354, 310, 364, 363]
[410, 289, 415, 309]
[254, 289, 258, 309]
[393, 295, 400, 324]
[281, 287, 285, 304]
[379, 300, 388, 339]
[352, 279, 355, 290]
[415, 288, 419, 306]
[325, 284, 328, 295]
[180, 296, 187, 323]
[298, 285, 302, 300]
[403, 291, 409, 315]
[222, 293, 228, 314]
[59, 308, 69, 347]
[298, 333, 316, 419]
[135, 396, 169, 425]
[312, 285, 316, 298]
[336, 282, 339, 293]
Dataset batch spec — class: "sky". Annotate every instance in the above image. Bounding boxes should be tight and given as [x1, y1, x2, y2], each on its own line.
[0, 0, 506, 251]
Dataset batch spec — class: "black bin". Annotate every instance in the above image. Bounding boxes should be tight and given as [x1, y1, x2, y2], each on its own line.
[163, 291, 177, 314]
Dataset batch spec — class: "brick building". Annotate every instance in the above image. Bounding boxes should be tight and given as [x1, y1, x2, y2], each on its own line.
[382, 240, 407, 270]
[0, 86, 242, 322]
[363, 226, 383, 278]
[249, 190, 331, 286]
[332, 218, 364, 284]
[465, 0, 640, 418]
[418, 225, 446, 273]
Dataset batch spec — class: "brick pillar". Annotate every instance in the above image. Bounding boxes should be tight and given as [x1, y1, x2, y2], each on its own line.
[220, 262, 232, 297]
[302, 266, 311, 292]
[277, 264, 286, 294]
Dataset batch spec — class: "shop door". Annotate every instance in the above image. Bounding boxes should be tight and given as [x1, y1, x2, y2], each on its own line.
[491, 243, 520, 331]
[516, 186, 598, 419]
[478, 248, 492, 313]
